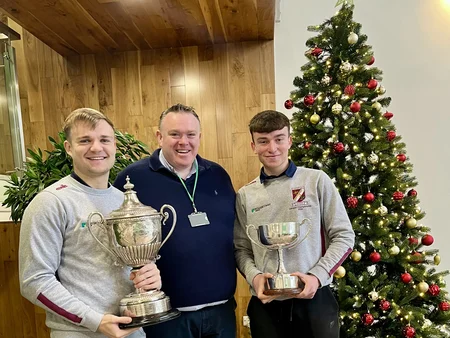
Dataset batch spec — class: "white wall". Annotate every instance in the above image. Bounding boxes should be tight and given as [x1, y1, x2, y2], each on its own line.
[275, 0, 450, 284]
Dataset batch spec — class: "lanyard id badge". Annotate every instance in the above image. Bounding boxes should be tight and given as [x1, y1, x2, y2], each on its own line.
[177, 160, 210, 227]
[188, 212, 210, 227]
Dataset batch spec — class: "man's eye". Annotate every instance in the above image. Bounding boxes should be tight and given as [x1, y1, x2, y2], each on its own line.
[79, 140, 90, 144]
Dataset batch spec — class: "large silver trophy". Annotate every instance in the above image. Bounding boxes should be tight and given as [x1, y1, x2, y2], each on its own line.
[87, 176, 180, 328]
[246, 219, 312, 296]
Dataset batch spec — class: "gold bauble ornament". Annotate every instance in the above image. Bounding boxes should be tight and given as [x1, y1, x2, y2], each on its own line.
[371, 102, 382, 111]
[377, 86, 386, 95]
[334, 266, 346, 278]
[388, 245, 400, 256]
[418, 281, 429, 293]
[310, 113, 321, 125]
[350, 251, 362, 262]
[405, 217, 417, 229]
[363, 204, 371, 210]
[434, 255, 441, 265]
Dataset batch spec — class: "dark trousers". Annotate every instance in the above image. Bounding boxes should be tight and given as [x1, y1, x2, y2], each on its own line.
[144, 298, 236, 338]
[247, 286, 339, 338]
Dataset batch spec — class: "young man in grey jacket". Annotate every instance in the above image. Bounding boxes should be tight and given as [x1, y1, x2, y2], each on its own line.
[234, 110, 355, 338]
[19, 108, 161, 338]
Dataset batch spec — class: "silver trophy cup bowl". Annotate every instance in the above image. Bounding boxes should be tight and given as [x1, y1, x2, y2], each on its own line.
[87, 176, 180, 328]
[246, 219, 312, 295]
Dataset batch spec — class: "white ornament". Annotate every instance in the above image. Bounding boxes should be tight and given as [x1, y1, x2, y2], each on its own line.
[377, 86, 386, 94]
[324, 118, 333, 129]
[368, 291, 379, 301]
[372, 102, 382, 111]
[378, 205, 388, 216]
[368, 152, 378, 164]
[388, 245, 400, 256]
[321, 75, 331, 85]
[340, 61, 352, 73]
[364, 133, 374, 142]
[332, 103, 343, 115]
[348, 32, 359, 45]
[368, 175, 378, 184]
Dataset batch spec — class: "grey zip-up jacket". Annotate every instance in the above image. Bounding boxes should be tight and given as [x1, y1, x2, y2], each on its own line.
[234, 166, 355, 294]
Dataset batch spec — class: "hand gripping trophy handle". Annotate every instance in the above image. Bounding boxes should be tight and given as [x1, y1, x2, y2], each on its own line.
[87, 212, 121, 265]
[159, 204, 177, 249]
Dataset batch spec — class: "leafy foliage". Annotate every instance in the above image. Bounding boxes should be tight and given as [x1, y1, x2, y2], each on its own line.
[2, 130, 150, 222]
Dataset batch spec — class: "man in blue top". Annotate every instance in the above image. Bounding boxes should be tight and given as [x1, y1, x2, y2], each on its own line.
[114, 104, 237, 338]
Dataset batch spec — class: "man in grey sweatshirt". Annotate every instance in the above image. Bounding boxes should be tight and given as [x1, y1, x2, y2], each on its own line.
[234, 110, 355, 338]
[19, 108, 161, 338]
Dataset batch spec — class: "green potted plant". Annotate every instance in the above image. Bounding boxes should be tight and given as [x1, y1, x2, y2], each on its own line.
[2, 130, 151, 222]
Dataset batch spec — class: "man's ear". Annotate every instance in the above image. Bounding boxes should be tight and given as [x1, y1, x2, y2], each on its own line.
[156, 130, 163, 147]
[63, 140, 73, 157]
[251, 141, 256, 154]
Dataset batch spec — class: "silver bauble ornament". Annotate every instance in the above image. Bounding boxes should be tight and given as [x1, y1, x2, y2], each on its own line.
[378, 205, 388, 216]
[388, 245, 400, 256]
[348, 32, 359, 45]
[332, 103, 343, 115]
[372, 102, 382, 111]
[321, 75, 331, 85]
[340, 61, 352, 73]
[368, 291, 379, 301]
[368, 152, 379, 164]
[377, 86, 386, 95]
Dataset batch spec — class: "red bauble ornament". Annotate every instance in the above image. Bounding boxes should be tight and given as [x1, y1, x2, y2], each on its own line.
[369, 251, 381, 263]
[396, 154, 406, 162]
[350, 101, 361, 113]
[304, 142, 311, 149]
[361, 313, 374, 326]
[421, 234, 434, 246]
[393, 191, 404, 201]
[379, 299, 391, 311]
[367, 56, 375, 65]
[407, 189, 417, 197]
[410, 252, 423, 264]
[402, 326, 416, 338]
[408, 237, 418, 246]
[334, 142, 345, 154]
[367, 79, 378, 90]
[344, 85, 355, 96]
[311, 47, 323, 57]
[284, 99, 294, 109]
[387, 130, 396, 141]
[363, 192, 375, 203]
[428, 284, 440, 296]
[304, 95, 315, 106]
[401, 272, 412, 284]
[346, 196, 358, 208]
[383, 111, 394, 120]
[439, 301, 450, 311]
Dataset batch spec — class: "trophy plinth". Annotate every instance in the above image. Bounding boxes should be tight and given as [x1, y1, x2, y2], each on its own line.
[88, 176, 180, 328]
[246, 220, 311, 296]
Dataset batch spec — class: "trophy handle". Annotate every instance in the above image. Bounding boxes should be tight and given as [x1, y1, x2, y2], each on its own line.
[288, 218, 313, 249]
[246, 224, 267, 250]
[160, 204, 177, 249]
[87, 212, 120, 262]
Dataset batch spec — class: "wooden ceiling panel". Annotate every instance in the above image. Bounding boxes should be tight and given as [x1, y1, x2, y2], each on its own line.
[0, 0, 274, 56]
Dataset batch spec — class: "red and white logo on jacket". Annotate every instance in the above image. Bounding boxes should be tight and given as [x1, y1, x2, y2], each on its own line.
[292, 187, 305, 203]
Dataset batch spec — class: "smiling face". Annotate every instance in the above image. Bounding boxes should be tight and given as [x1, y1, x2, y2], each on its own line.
[156, 111, 201, 175]
[251, 126, 292, 176]
[64, 119, 116, 189]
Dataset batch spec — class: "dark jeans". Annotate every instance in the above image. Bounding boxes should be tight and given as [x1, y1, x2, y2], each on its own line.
[247, 286, 339, 338]
[144, 298, 236, 338]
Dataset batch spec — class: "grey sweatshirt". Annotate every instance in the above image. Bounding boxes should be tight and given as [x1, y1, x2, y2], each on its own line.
[19, 175, 144, 337]
[234, 167, 355, 294]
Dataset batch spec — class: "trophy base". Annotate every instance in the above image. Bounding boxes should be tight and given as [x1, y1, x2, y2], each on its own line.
[263, 287, 303, 296]
[119, 308, 181, 329]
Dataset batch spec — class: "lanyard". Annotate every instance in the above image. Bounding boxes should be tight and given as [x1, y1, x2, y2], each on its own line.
[176, 160, 199, 213]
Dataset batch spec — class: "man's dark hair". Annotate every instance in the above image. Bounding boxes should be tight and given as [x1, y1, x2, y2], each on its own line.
[159, 103, 200, 129]
[249, 110, 290, 139]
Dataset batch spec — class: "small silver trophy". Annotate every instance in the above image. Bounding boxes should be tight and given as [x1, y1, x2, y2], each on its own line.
[246, 220, 312, 296]
[87, 176, 180, 328]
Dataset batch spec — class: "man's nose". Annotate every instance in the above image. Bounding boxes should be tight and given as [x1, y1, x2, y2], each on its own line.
[268, 140, 277, 152]
[178, 134, 188, 144]
[90, 140, 102, 151]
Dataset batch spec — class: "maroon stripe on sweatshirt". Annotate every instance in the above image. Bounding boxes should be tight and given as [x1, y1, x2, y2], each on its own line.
[329, 247, 353, 276]
[37, 293, 82, 323]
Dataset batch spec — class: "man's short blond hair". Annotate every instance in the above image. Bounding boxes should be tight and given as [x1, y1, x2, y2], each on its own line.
[63, 108, 114, 141]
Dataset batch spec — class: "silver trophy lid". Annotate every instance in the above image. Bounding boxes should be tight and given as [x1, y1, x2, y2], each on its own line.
[107, 176, 159, 220]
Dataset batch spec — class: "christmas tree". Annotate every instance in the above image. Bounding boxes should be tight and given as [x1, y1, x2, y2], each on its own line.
[287, 3, 450, 337]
